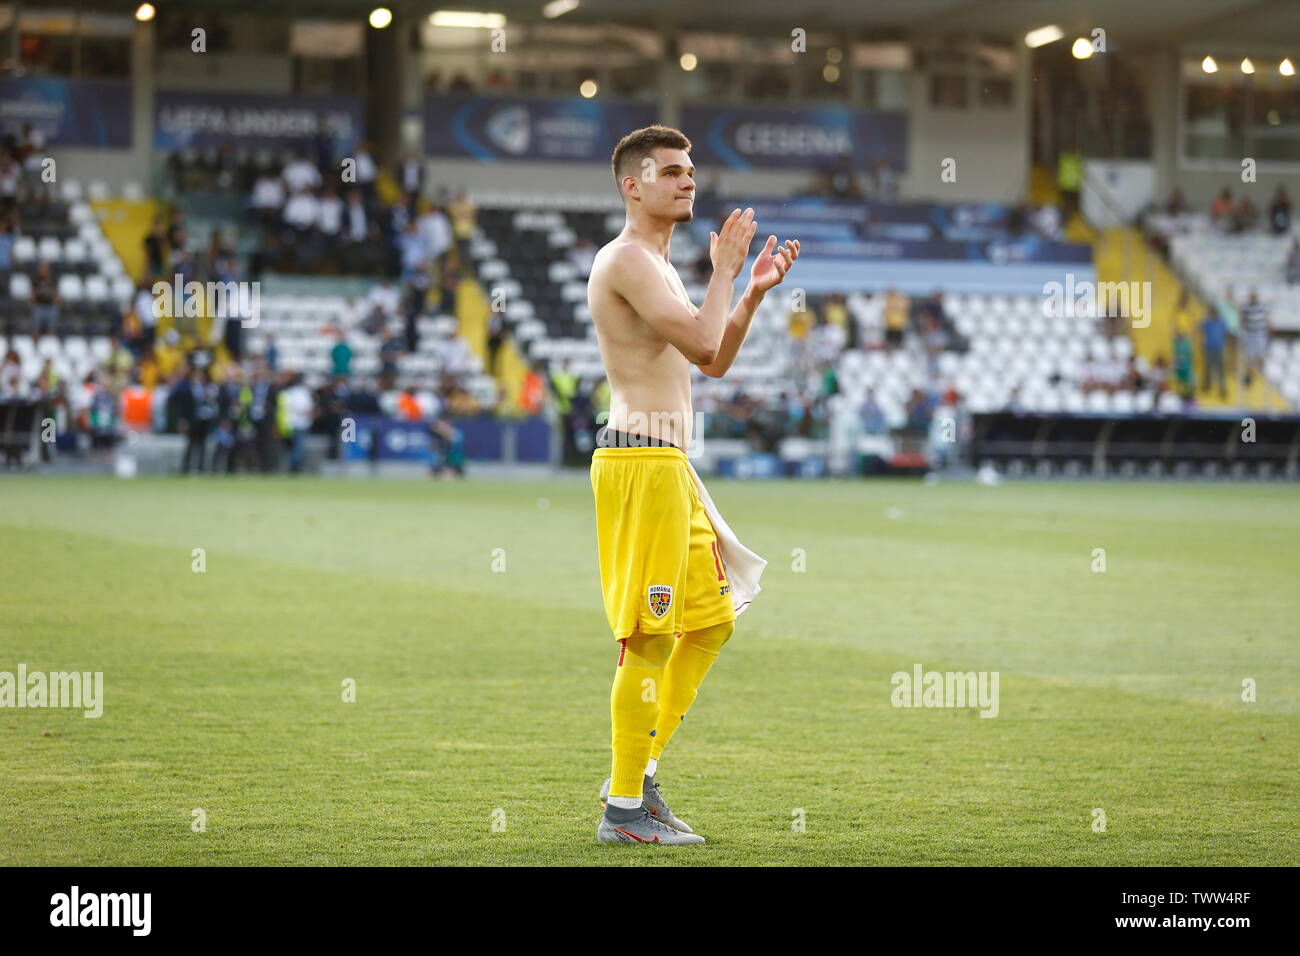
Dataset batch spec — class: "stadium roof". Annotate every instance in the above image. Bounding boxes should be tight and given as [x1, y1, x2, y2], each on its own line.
[16, 0, 1300, 47]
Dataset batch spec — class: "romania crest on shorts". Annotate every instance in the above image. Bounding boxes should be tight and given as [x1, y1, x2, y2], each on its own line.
[648, 585, 673, 618]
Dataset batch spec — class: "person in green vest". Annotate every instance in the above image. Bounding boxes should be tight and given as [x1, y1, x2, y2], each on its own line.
[1172, 329, 1195, 407]
[548, 358, 578, 415]
[1057, 150, 1082, 217]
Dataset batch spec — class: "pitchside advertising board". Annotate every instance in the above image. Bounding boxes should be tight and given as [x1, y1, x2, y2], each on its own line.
[0, 77, 132, 148]
[425, 95, 656, 161]
[153, 90, 363, 152]
[424, 96, 907, 171]
[682, 105, 907, 172]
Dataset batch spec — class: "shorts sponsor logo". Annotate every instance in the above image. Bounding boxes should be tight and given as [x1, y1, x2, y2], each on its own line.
[648, 585, 673, 618]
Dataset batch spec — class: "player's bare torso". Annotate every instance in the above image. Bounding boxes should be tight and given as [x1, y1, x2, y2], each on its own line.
[587, 240, 696, 448]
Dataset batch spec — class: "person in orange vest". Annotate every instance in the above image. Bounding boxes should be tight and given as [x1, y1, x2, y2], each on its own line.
[519, 361, 545, 416]
[120, 371, 153, 434]
[397, 387, 423, 422]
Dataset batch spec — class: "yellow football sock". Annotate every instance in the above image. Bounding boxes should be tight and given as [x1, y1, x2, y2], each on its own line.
[649, 620, 733, 761]
[609, 630, 674, 799]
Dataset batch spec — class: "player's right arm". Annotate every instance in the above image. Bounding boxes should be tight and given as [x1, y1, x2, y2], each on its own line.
[608, 208, 755, 366]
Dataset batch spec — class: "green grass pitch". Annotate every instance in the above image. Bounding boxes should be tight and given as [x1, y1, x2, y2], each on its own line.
[1, 475, 1296, 866]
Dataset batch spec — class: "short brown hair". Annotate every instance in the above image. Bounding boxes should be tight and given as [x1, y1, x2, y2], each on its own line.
[611, 125, 692, 189]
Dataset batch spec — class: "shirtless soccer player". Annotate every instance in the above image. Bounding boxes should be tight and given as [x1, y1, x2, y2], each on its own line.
[587, 125, 799, 845]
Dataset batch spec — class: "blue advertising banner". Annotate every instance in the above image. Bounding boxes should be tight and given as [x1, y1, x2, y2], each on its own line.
[425, 95, 655, 162]
[154, 91, 362, 152]
[0, 78, 132, 148]
[340, 416, 435, 463]
[682, 105, 907, 172]
[798, 237, 1092, 265]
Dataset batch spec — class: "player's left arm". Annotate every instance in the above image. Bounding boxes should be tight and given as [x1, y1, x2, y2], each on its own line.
[697, 235, 800, 378]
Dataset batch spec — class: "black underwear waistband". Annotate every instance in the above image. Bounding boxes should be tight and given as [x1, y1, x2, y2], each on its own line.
[595, 426, 684, 452]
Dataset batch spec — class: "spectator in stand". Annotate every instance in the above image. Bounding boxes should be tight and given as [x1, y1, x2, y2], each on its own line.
[330, 329, 353, 378]
[448, 189, 477, 269]
[0, 215, 13, 270]
[1232, 195, 1258, 234]
[397, 219, 431, 283]
[858, 389, 886, 435]
[283, 186, 320, 234]
[568, 237, 597, 278]
[418, 199, 453, 264]
[317, 184, 344, 252]
[1172, 329, 1195, 405]
[250, 171, 285, 228]
[904, 388, 935, 435]
[366, 279, 401, 332]
[1081, 352, 1123, 394]
[1269, 186, 1292, 235]
[143, 218, 168, 277]
[0, 148, 19, 215]
[870, 160, 898, 202]
[1200, 307, 1228, 398]
[1285, 238, 1300, 286]
[1119, 356, 1146, 393]
[1148, 355, 1170, 398]
[399, 152, 424, 210]
[810, 313, 846, 366]
[1239, 291, 1270, 387]
[1209, 188, 1236, 232]
[486, 308, 505, 377]
[1165, 188, 1187, 216]
[1216, 284, 1240, 337]
[282, 151, 322, 195]
[1033, 202, 1063, 240]
[379, 330, 405, 378]
[352, 141, 378, 206]
[883, 287, 909, 351]
[0, 349, 23, 397]
[30, 260, 60, 335]
[434, 326, 472, 378]
[920, 315, 949, 379]
[823, 292, 851, 346]
[342, 188, 369, 243]
[437, 253, 460, 314]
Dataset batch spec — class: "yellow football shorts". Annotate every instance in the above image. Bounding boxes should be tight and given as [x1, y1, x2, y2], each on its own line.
[591, 445, 736, 642]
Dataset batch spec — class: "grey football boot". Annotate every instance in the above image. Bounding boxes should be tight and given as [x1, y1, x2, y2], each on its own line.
[599, 774, 695, 834]
[597, 806, 705, 845]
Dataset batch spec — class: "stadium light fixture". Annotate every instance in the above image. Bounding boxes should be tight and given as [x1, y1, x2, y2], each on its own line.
[679, 52, 698, 71]
[1281, 58, 1296, 77]
[1240, 58, 1255, 74]
[430, 11, 508, 28]
[579, 79, 598, 98]
[1201, 55, 1218, 74]
[542, 0, 579, 18]
[1071, 38, 1093, 60]
[369, 8, 393, 29]
[134, 3, 156, 22]
[1024, 25, 1064, 49]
